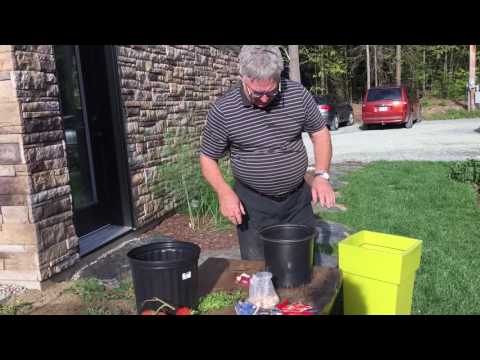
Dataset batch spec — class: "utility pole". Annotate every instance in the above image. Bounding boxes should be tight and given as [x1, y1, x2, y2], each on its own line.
[366, 45, 370, 89]
[468, 45, 476, 111]
[288, 45, 301, 83]
[374, 45, 378, 87]
[396, 45, 401, 86]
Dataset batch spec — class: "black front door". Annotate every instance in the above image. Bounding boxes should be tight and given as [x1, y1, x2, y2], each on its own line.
[55, 45, 132, 239]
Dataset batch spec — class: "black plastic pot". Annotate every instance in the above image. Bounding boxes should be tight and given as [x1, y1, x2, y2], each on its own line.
[260, 224, 317, 288]
[127, 240, 201, 313]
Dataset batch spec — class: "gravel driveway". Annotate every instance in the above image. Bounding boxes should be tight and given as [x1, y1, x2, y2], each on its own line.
[303, 118, 480, 164]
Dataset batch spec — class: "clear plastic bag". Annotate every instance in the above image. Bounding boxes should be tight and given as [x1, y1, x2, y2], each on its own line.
[247, 272, 280, 309]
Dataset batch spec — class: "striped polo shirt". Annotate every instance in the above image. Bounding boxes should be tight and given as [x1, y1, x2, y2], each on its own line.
[200, 78, 326, 196]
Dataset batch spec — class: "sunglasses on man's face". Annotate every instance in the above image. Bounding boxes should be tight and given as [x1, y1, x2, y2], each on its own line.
[245, 81, 282, 99]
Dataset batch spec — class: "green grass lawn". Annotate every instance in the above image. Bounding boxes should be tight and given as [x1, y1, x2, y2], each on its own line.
[319, 161, 480, 315]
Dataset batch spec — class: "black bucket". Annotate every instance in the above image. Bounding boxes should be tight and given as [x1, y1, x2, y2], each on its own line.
[127, 241, 201, 313]
[260, 224, 317, 288]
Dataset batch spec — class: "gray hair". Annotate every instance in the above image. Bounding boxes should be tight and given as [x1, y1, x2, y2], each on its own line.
[238, 45, 284, 81]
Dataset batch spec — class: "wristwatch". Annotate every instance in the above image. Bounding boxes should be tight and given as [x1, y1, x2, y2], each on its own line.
[314, 171, 330, 181]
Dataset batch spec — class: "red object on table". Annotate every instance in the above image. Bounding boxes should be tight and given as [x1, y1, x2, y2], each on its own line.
[176, 307, 192, 315]
[275, 299, 316, 315]
[235, 273, 251, 287]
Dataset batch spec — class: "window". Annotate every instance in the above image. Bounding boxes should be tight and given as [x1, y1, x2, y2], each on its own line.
[367, 88, 402, 101]
[55, 45, 97, 210]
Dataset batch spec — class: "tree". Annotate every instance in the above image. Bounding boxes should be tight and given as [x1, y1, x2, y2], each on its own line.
[396, 45, 401, 86]
[298, 45, 474, 104]
[299, 45, 349, 96]
[366, 45, 371, 89]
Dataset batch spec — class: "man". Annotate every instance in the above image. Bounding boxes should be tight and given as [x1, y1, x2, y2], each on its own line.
[200, 45, 335, 260]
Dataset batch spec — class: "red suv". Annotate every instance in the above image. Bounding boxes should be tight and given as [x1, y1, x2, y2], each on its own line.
[362, 86, 421, 129]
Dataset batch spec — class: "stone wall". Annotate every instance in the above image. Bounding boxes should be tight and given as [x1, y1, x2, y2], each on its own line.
[0, 45, 40, 288]
[117, 45, 239, 227]
[0, 45, 78, 289]
[0, 44, 239, 288]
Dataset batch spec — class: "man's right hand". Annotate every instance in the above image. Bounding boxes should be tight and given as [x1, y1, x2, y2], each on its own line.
[218, 187, 246, 225]
[199, 155, 245, 225]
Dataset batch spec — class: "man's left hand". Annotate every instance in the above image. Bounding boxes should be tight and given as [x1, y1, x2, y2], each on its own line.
[311, 177, 336, 208]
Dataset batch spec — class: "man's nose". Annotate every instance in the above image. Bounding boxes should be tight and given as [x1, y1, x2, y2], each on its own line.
[260, 95, 269, 103]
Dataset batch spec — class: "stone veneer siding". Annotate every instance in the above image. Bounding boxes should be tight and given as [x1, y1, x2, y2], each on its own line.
[0, 45, 78, 289]
[117, 45, 239, 227]
[0, 45, 239, 289]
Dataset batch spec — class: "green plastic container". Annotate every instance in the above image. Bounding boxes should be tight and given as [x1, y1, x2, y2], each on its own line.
[339, 230, 422, 315]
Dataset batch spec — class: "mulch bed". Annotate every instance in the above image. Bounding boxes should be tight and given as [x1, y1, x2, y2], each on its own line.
[145, 213, 239, 251]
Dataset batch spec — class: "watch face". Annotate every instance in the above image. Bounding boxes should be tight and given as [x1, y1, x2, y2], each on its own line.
[315, 172, 330, 180]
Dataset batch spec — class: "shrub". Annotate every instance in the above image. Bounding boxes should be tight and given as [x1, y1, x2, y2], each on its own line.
[155, 128, 233, 231]
[449, 159, 480, 185]
[420, 97, 433, 108]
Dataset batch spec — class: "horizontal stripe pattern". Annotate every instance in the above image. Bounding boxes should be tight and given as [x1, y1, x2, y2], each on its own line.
[201, 79, 326, 196]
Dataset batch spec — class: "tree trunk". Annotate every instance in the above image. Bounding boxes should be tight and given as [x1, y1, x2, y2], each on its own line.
[443, 50, 448, 97]
[320, 45, 325, 94]
[288, 45, 301, 83]
[366, 45, 371, 90]
[431, 68, 434, 94]
[423, 48, 426, 95]
[469, 45, 477, 111]
[378, 45, 384, 86]
[344, 46, 350, 102]
[449, 48, 454, 84]
[396, 45, 401, 86]
[374, 45, 378, 87]
[412, 63, 416, 93]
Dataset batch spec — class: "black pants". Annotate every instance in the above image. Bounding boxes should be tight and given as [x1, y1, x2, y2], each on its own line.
[234, 180, 317, 260]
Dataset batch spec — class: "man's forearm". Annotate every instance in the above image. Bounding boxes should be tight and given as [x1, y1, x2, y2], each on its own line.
[199, 154, 232, 195]
[310, 128, 332, 172]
